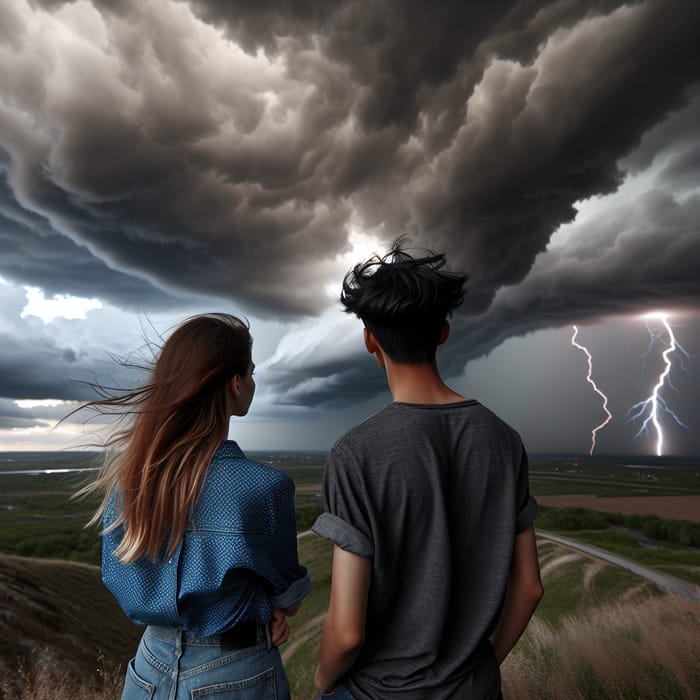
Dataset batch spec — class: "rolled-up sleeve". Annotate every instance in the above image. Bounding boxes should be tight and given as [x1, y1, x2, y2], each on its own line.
[311, 445, 374, 559]
[312, 512, 374, 558]
[516, 449, 538, 533]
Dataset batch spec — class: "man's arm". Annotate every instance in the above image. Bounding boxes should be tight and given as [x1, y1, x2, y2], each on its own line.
[314, 545, 371, 693]
[491, 524, 543, 664]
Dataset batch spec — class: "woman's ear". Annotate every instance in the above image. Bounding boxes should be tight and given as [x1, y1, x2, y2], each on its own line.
[226, 375, 243, 417]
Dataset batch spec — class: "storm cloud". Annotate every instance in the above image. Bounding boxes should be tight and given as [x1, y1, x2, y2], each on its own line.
[1, 0, 699, 452]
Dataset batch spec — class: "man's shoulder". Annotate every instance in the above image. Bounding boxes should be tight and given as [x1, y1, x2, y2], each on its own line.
[466, 400, 521, 434]
[330, 403, 396, 450]
[331, 400, 523, 455]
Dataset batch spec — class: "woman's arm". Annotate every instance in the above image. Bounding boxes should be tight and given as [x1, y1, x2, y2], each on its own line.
[264, 476, 313, 612]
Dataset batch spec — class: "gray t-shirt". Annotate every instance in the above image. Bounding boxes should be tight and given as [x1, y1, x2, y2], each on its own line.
[312, 400, 537, 699]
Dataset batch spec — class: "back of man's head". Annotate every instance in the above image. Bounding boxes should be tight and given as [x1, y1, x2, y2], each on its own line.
[340, 238, 467, 363]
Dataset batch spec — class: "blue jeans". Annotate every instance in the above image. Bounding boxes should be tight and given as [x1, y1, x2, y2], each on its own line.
[121, 624, 290, 699]
[319, 684, 354, 699]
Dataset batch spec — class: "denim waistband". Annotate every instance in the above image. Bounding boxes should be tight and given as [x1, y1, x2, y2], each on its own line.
[147, 622, 270, 648]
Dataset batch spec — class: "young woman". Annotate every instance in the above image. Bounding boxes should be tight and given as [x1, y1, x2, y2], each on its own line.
[79, 313, 311, 699]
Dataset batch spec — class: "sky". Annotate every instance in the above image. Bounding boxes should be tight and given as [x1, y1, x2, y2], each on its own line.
[1, 0, 699, 457]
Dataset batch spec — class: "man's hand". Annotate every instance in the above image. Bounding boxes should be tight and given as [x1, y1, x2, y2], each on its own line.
[270, 608, 290, 646]
[491, 524, 543, 664]
[314, 664, 335, 694]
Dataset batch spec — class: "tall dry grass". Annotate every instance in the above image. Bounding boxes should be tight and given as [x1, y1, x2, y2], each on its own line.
[502, 594, 700, 699]
[0, 657, 122, 700]
[4, 595, 699, 699]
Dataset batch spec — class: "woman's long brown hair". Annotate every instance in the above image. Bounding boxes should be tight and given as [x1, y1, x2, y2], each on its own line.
[75, 313, 252, 564]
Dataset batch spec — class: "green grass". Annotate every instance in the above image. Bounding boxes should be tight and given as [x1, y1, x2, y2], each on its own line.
[531, 540, 662, 628]
[536, 505, 700, 547]
[294, 493, 324, 532]
[284, 535, 332, 699]
[0, 472, 101, 565]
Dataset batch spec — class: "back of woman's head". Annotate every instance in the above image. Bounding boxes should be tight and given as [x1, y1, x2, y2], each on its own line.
[84, 313, 252, 564]
[148, 313, 251, 421]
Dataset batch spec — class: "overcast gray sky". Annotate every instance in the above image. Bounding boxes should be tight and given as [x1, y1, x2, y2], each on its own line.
[1, 0, 698, 456]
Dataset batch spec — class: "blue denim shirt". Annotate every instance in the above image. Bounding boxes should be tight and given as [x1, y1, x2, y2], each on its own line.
[102, 441, 311, 637]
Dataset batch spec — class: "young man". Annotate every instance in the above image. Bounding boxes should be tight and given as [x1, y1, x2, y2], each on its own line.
[311, 240, 543, 699]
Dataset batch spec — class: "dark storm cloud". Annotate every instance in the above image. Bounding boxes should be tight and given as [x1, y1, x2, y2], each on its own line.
[446, 87, 700, 363]
[2, 0, 700, 431]
[0, 177, 180, 309]
[444, 188, 700, 373]
[0, 332, 97, 401]
[188, 0, 512, 132]
[262, 82, 700, 407]
[0, 398, 67, 430]
[192, 0, 700, 314]
[266, 356, 383, 408]
[418, 0, 700, 309]
[1, 0, 355, 316]
[2, 0, 698, 319]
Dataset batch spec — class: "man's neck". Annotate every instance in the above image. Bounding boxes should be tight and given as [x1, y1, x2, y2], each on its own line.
[385, 360, 465, 405]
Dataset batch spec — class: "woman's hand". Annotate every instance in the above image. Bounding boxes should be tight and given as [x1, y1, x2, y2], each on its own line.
[270, 608, 290, 646]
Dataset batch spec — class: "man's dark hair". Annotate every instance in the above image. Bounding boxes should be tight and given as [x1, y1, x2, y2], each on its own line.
[340, 238, 467, 363]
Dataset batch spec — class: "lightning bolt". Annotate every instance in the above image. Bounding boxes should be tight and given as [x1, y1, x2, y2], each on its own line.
[637, 319, 691, 393]
[635, 322, 664, 392]
[571, 326, 613, 455]
[628, 313, 688, 456]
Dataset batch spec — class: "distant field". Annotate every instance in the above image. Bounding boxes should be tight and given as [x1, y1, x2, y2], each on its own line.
[529, 455, 700, 497]
[1, 451, 700, 698]
[1, 451, 699, 568]
[0, 451, 326, 566]
[537, 494, 700, 521]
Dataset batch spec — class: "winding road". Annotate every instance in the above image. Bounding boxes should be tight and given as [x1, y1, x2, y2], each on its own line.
[537, 530, 700, 602]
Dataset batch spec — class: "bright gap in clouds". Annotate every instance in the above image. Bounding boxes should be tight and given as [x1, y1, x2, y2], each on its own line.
[14, 399, 69, 409]
[20, 287, 102, 324]
[344, 230, 385, 262]
[325, 229, 385, 298]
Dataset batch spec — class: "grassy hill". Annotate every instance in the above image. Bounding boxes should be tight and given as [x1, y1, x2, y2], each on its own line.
[0, 554, 141, 698]
[1, 536, 700, 699]
[501, 538, 700, 699]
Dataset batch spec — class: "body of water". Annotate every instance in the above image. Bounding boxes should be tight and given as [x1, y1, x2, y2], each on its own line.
[0, 450, 327, 476]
